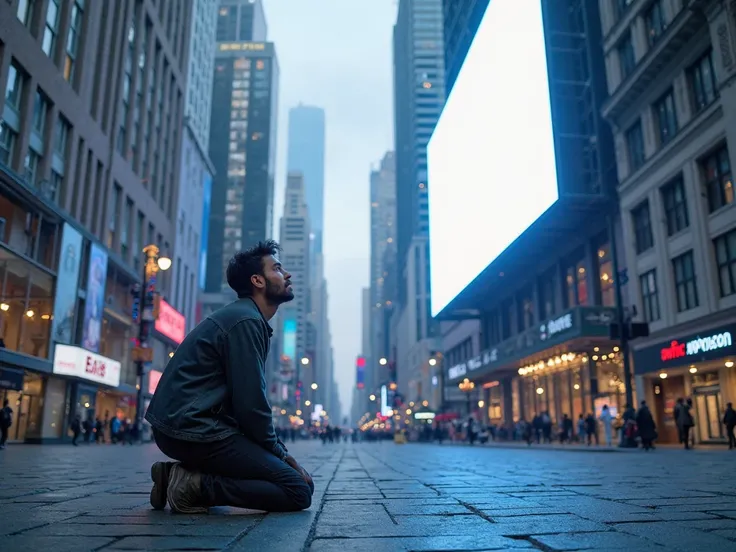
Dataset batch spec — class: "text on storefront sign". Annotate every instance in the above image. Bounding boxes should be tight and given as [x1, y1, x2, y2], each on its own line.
[660, 331, 733, 362]
[53, 344, 121, 387]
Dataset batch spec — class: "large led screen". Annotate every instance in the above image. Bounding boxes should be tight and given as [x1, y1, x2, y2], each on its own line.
[428, 0, 558, 317]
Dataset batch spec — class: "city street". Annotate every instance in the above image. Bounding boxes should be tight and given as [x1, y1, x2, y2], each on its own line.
[2, 441, 736, 551]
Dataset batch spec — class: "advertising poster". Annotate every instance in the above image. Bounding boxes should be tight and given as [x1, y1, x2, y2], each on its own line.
[51, 223, 83, 345]
[356, 356, 365, 389]
[81, 242, 108, 353]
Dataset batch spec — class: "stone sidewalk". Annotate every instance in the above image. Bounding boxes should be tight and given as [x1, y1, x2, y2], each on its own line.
[1, 440, 736, 551]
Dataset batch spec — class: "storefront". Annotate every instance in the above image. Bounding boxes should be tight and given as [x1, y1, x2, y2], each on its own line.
[52, 343, 125, 433]
[446, 306, 623, 430]
[632, 322, 736, 445]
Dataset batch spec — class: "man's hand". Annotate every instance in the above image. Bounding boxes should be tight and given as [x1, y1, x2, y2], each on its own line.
[285, 454, 313, 486]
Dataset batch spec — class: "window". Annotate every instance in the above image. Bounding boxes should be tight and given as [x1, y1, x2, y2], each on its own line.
[632, 201, 654, 254]
[16, 0, 35, 26]
[714, 229, 736, 297]
[32, 90, 48, 134]
[564, 256, 588, 307]
[121, 198, 132, 259]
[653, 89, 678, 145]
[701, 145, 733, 213]
[538, 272, 556, 319]
[689, 50, 717, 113]
[672, 251, 698, 311]
[4, 62, 24, 111]
[617, 0, 635, 18]
[644, 1, 666, 45]
[107, 183, 121, 248]
[626, 119, 645, 172]
[661, 176, 689, 236]
[0, 123, 16, 166]
[42, 0, 61, 58]
[617, 32, 636, 79]
[64, 0, 85, 83]
[639, 270, 660, 322]
[49, 170, 63, 203]
[54, 115, 70, 155]
[597, 243, 615, 307]
[24, 149, 40, 185]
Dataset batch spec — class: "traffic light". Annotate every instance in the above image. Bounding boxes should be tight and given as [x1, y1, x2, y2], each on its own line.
[609, 322, 649, 341]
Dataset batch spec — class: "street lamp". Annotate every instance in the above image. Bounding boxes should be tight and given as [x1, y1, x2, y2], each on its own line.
[301, 357, 310, 365]
[379, 357, 387, 365]
[458, 378, 475, 416]
[311, 382, 318, 390]
[369, 394, 376, 401]
[428, 358, 437, 366]
[134, 244, 170, 441]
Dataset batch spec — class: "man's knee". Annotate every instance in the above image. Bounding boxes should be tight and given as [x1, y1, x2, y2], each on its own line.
[287, 479, 313, 511]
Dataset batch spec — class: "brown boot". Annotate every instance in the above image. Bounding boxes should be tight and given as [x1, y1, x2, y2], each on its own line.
[150, 461, 176, 510]
[166, 464, 208, 514]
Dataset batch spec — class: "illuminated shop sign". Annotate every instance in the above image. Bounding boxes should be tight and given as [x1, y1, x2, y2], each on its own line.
[155, 300, 186, 344]
[660, 331, 733, 362]
[633, 324, 736, 375]
[540, 313, 573, 340]
[53, 344, 121, 388]
[447, 349, 498, 380]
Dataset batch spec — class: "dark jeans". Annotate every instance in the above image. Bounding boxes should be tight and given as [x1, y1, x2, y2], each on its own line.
[0, 425, 8, 446]
[154, 429, 314, 512]
[727, 425, 735, 449]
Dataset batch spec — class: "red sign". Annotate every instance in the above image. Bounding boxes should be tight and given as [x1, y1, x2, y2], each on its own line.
[660, 340, 686, 362]
[148, 370, 163, 394]
[155, 300, 186, 344]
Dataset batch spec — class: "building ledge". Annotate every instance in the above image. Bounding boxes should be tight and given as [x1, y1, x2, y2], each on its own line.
[601, 5, 705, 122]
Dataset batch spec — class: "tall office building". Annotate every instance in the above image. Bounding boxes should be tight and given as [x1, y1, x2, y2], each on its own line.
[277, 173, 311, 407]
[392, 0, 446, 404]
[0, 0, 192, 442]
[368, 152, 396, 398]
[216, 0, 267, 42]
[172, 0, 217, 333]
[287, 104, 326, 253]
[203, 15, 279, 311]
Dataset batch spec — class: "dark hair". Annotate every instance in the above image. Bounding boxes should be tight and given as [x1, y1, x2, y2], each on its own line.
[226, 240, 281, 297]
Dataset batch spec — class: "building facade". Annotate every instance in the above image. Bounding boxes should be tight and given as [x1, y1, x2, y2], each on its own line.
[216, 0, 267, 43]
[433, 0, 625, 432]
[172, 0, 216, 334]
[442, 0, 489, 95]
[276, 172, 311, 413]
[368, 152, 396, 402]
[392, 0, 446, 412]
[599, 0, 736, 444]
[0, 0, 191, 442]
[204, 39, 279, 299]
[287, 104, 325, 254]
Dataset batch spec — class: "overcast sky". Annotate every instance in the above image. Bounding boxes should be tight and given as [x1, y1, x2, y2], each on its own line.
[266, 0, 397, 418]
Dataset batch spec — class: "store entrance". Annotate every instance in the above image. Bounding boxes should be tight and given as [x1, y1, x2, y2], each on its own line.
[1, 389, 33, 442]
[693, 386, 725, 442]
[652, 375, 685, 444]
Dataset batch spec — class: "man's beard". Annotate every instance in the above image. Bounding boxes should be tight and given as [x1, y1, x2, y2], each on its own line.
[265, 279, 294, 305]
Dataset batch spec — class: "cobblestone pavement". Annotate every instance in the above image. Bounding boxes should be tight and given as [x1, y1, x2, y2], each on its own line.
[1, 440, 736, 551]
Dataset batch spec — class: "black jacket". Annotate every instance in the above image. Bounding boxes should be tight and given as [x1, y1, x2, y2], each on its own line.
[145, 297, 288, 460]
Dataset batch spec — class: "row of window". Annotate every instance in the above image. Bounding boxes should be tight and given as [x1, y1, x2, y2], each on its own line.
[640, 224, 736, 322]
[632, 143, 733, 254]
[625, 48, 718, 176]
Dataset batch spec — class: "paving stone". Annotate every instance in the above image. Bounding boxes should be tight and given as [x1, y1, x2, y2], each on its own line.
[531, 530, 665, 551]
[615, 521, 736, 551]
[101, 536, 234, 549]
[0, 536, 116, 551]
[3, 439, 736, 551]
[308, 535, 533, 551]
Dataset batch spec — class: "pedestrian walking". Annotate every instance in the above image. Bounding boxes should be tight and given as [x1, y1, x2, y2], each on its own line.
[0, 399, 13, 449]
[723, 402, 736, 449]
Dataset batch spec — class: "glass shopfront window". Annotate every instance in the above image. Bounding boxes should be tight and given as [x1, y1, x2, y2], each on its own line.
[100, 316, 134, 386]
[0, 371, 44, 441]
[0, 247, 54, 358]
[0, 195, 59, 271]
[595, 358, 626, 416]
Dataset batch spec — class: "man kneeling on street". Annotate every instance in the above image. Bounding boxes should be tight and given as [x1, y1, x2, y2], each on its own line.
[145, 240, 313, 513]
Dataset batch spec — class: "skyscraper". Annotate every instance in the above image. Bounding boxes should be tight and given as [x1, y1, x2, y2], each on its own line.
[172, 0, 217, 333]
[287, 104, 326, 253]
[391, 0, 446, 404]
[277, 173, 311, 408]
[368, 152, 396, 398]
[203, 27, 279, 312]
[216, 0, 267, 42]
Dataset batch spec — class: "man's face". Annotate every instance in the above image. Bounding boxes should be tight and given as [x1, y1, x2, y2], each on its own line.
[262, 255, 294, 304]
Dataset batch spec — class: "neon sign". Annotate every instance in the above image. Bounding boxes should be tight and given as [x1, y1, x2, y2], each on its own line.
[660, 331, 733, 362]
